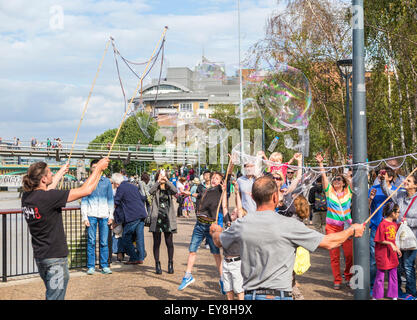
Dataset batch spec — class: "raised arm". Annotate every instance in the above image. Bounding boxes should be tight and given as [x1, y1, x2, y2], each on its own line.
[234, 181, 243, 218]
[315, 153, 329, 192]
[286, 153, 303, 195]
[67, 158, 109, 203]
[47, 163, 69, 190]
[380, 172, 396, 202]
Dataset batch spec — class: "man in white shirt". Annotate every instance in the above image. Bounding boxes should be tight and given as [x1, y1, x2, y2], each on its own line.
[81, 159, 114, 275]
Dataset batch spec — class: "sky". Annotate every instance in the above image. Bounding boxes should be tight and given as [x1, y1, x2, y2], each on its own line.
[0, 0, 283, 144]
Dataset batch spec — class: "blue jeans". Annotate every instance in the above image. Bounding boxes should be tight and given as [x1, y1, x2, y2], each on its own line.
[87, 217, 109, 269]
[398, 249, 417, 297]
[122, 219, 146, 262]
[369, 228, 377, 290]
[35, 257, 70, 300]
[112, 235, 125, 254]
[244, 292, 293, 300]
[189, 221, 220, 255]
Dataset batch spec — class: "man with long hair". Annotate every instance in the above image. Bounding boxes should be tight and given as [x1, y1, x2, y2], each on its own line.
[21, 158, 109, 300]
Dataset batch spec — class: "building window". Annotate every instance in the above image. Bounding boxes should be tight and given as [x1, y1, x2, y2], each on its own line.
[180, 103, 193, 112]
[199, 102, 205, 109]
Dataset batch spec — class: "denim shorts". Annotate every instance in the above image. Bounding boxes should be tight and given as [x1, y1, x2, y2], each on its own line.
[189, 221, 220, 255]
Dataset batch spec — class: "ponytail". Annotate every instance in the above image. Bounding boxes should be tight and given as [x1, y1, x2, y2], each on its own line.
[22, 162, 48, 192]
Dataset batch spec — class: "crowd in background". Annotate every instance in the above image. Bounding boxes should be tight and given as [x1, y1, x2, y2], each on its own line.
[20, 147, 417, 300]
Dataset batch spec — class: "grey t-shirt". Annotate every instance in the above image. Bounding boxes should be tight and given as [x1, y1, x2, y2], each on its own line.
[222, 225, 241, 257]
[237, 176, 257, 214]
[219, 210, 324, 292]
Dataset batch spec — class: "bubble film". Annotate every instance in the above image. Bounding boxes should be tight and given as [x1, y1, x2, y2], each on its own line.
[248, 63, 313, 133]
[232, 98, 262, 120]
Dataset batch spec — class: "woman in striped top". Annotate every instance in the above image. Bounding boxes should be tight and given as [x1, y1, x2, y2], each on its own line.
[316, 153, 353, 290]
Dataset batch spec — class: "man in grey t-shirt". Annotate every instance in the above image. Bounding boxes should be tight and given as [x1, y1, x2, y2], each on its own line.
[210, 175, 365, 300]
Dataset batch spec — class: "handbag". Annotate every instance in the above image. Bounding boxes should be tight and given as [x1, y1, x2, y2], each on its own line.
[293, 246, 311, 275]
[144, 214, 151, 228]
[396, 196, 417, 251]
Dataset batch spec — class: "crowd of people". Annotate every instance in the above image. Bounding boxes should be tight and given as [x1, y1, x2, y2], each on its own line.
[19, 149, 417, 301]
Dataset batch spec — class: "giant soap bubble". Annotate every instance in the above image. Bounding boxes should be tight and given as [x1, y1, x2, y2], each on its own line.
[248, 63, 313, 133]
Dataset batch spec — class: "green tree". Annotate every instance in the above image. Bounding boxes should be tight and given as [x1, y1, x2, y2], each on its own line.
[88, 112, 162, 176]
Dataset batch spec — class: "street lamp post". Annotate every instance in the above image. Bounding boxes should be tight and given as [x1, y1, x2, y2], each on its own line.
[352, 0, 370, 300]
[337, 59, 353, 158]
[238, 0, 244, 164]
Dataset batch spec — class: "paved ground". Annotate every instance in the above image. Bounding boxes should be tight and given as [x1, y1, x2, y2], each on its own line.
[0, 213, 354, 300]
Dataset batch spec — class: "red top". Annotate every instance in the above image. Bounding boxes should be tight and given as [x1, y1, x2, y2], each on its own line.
[270, 162, 289, 178]
[374, 219, 399, 270]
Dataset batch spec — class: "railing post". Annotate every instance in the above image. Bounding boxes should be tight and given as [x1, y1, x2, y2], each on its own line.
[2, 214, 7, 282]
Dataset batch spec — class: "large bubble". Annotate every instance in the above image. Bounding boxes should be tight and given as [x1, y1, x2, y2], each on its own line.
[232, 98, 262, 120]
[195, 58, 226, 81]
[148, 113, 228, 148]
[247, 63, 313, 133]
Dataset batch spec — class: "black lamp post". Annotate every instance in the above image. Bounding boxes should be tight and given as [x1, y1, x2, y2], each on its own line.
[337, 58, 353, 158]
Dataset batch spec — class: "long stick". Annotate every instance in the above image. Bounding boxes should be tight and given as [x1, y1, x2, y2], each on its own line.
[364, 166, 417, 225]
[58, 39, 111, 188]
[107, 27, 168, 157]
[215, 155, 234, 225]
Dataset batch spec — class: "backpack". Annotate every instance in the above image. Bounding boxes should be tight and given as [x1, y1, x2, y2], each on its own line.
[314, 191, 327, 212]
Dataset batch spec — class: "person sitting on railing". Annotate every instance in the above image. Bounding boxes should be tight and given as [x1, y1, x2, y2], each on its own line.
[21, 158, 109, 300]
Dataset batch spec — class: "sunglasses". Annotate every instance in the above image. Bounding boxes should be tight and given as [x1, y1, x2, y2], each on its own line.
[287, 172, 294, 174]
[334, 177, 344, 182]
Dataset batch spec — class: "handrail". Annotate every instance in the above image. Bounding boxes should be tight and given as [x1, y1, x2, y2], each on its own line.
[0, 206, 81, 215]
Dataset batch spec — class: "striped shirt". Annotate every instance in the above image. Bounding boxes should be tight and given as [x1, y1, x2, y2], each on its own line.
[325, 184, 353, 227]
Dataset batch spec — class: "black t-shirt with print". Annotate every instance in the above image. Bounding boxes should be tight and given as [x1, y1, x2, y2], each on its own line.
[21, 189, 70, 259]
[197, 185, 222, 221]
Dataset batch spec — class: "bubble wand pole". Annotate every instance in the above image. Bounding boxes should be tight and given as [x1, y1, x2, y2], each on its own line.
[215, 155, 234, 225]
[107, 26, 168, 157]
[58, 39, 111, 189]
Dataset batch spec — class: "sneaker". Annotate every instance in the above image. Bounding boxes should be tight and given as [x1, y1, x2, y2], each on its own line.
[86, 268, 95, 275]
[205, 244, 210, 249]
[178, 275, 195, 291]
[219, 279, 226, 295]
[101, 267, 112, 274]
[400, 294, 416, 300]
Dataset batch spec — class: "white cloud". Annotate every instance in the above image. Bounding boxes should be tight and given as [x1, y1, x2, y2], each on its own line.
[0, 0, 279, 143]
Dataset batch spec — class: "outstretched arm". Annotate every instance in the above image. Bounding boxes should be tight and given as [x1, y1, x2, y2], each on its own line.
[286, 153, 303, 195]
[67, 158, 109, 202]
[47, 163, 69, 190]
[234, 182, 243, 218]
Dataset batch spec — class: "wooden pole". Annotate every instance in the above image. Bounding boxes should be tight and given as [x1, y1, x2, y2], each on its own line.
[215, 155, 234, 225]
[58, 39, 111, 189]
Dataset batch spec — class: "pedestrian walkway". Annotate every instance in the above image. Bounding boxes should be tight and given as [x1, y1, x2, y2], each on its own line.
[0, 216, 353, 300]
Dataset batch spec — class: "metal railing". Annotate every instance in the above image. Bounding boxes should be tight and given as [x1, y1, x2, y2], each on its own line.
[0, 206, 112, 282]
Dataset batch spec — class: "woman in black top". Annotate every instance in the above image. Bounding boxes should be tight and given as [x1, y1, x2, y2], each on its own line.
[149, 170, 178, 274]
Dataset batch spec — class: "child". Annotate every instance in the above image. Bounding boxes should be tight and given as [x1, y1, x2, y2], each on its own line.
[182, 182, 194, 218]
[292, 195, 311, 300]
[373, 202, 401, 300]
[221, 181, 247, 300]
[269, 152, 295, 180]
